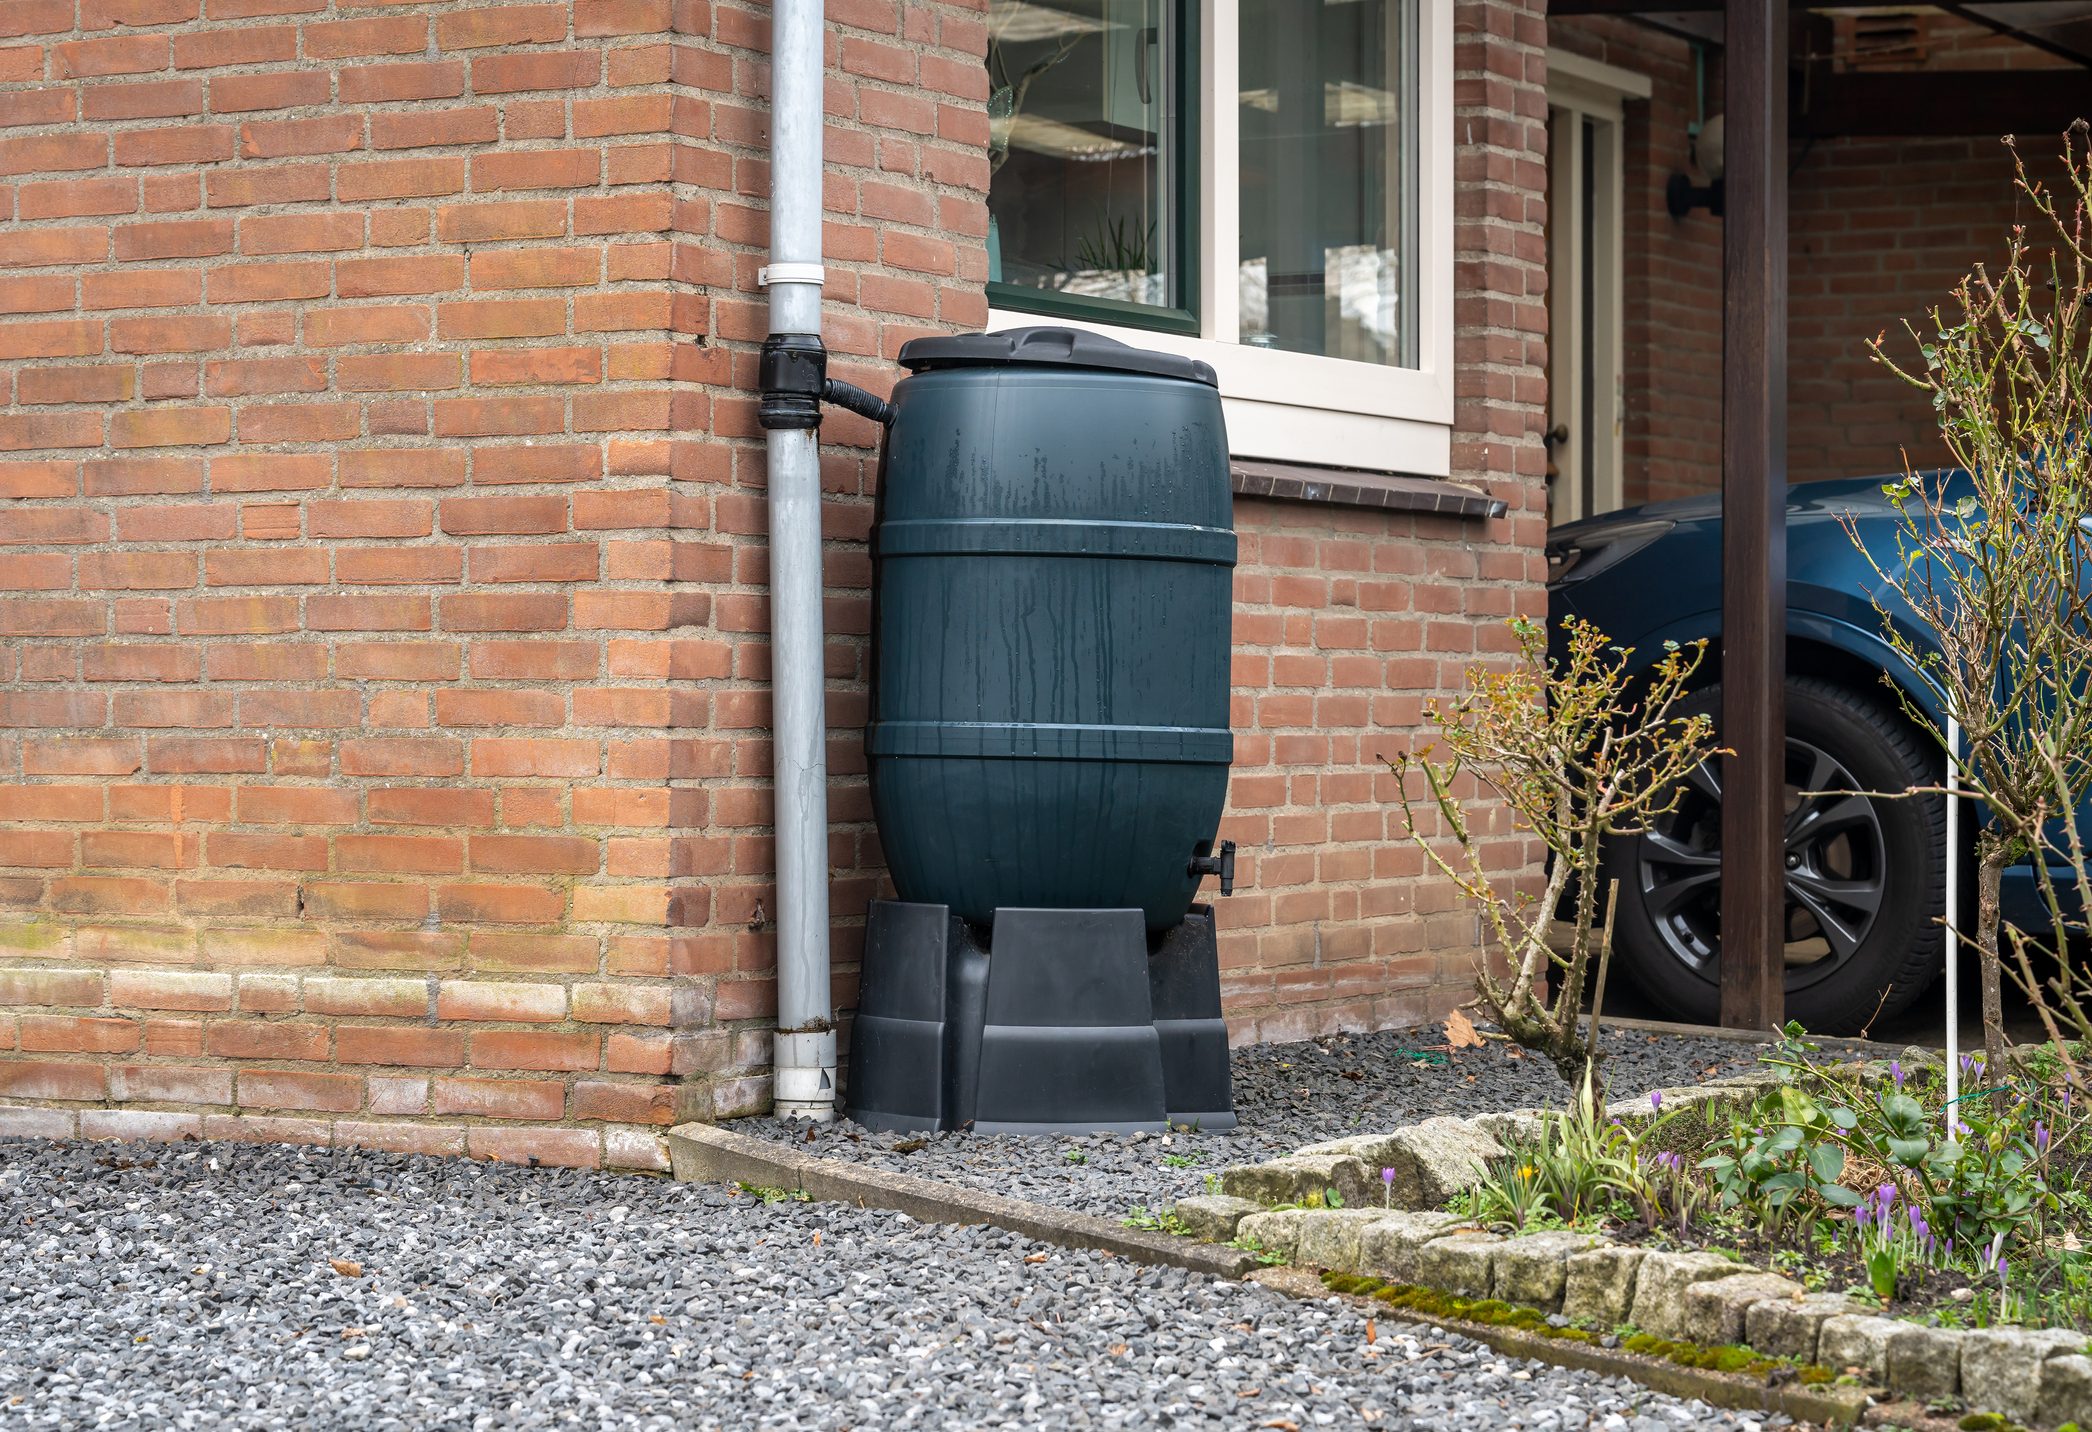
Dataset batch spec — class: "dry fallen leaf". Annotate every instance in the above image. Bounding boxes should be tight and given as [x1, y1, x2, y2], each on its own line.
[1237, 1387, 1261, 1398]
[329, 1258, 363, 1279]
[1365, 1318, 1377, 1345]
[1444, 1009, 1483, 1050]
[649, 1314, 666, 1325]
[1109, 1343, 1129, 1357]
[1259, 1421, 1301, 1432]
[1024, 1253, 1048, 1264]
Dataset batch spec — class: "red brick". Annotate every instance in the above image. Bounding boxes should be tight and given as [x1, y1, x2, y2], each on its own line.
[335, 1026, 466, 1068]
[337, 157, 466, 203]
[338, 60, 465, 104]
[302, 15, 428, 60]
[211, 70, 331, 114]
[237, 1068, 362, 1112]
[471, 50, 600, 93]
[208, 1021, 329, 1061]
[208, 261, 330, 304]
[337, 254, 465, 298]
[0, 1059, 108, 1101]
[432, 1075, 563, 1120]
[436, 298, 567, 340]
[437, 4, 566, 49]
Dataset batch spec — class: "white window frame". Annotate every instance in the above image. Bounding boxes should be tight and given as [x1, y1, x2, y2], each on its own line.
[988, 0, 1457, 478]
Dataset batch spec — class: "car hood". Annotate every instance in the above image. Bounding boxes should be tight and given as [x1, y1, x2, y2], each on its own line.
[1547, 473, 1918, 550]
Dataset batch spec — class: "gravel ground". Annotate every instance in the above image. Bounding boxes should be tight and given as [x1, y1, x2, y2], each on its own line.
[0, 1137, 1799, 1431]
[738, 1027, 1770, 1216]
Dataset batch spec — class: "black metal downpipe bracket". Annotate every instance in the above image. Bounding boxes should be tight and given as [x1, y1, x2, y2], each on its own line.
[1188, 840, 1236, 897]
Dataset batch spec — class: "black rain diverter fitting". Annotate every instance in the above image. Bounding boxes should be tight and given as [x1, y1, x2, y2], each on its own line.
[758, 333, 895, 430]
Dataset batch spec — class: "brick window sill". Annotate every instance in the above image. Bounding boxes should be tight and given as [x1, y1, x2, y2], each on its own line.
[1230, 460, 1508, 521]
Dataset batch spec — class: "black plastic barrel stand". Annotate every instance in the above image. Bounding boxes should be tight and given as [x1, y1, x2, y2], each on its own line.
[844, 899, 1235, 1134]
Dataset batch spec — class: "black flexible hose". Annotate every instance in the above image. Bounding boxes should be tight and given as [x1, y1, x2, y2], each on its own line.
[822, 379, 895, 427]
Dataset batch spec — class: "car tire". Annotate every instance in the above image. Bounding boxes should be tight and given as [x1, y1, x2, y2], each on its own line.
[1598, 677, 1945, 1034]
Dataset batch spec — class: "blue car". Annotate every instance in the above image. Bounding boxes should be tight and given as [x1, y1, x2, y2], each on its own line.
[1547, 472, 2071, 1033]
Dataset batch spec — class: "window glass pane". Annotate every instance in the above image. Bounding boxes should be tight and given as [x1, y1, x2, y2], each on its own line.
[1238, 0, 1419, 366]
[986, 0, 1187, 316]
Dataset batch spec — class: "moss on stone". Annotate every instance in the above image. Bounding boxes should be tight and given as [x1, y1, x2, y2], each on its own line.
[1320, 1271, 1837, 1388]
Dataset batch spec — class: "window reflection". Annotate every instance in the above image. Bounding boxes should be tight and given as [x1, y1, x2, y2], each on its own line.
[1239, 0, 1419, 367]
[986, 0, 1186, 317]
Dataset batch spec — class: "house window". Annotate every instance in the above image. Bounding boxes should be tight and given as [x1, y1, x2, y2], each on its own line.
[1238, 0, 1419, 368]
[986, 0, 1455, 478]
[986, 0, 1197, 335]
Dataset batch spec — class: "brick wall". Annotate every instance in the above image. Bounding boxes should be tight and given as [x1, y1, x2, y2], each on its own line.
[0, 0, 988, 1164]
[0, 0, 1547, 1152]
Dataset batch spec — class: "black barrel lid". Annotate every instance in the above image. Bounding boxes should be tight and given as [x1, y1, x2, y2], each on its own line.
[896, 325, 1218, 387]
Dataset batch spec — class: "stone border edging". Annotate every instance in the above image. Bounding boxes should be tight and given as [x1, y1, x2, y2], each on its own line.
[1189, 1055, 2092, 1431]
[1249, 1265, 1875, 1427]
[664, 1121, 1260, 1279]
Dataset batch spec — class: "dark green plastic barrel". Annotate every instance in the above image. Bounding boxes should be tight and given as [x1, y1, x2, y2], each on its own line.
[866, 327, 1234, 931]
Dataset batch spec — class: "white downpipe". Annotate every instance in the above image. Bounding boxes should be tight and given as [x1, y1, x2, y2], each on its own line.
[1945, 714, 1960, 1128]
[764, 0, 837, 1120]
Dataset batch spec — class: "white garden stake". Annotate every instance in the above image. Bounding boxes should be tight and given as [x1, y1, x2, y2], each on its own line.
[1945, 714, 1960, 1128]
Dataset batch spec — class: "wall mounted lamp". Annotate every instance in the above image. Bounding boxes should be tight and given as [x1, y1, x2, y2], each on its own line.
[1665, 113, 1726, 218]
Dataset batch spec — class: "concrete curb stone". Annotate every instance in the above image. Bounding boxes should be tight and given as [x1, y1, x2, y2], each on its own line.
[1414, 1231, 1505, 1300]
[1562, 1244, 1649, 1326]
[1218, 1153, 1372, 1208]
[1170, 1193, 1262, 1242]
[1742, 1292, 1866, 1363]
[1960, 1327, 2089, 1426]
[1354, 1210, 1470, 1282]
[1817, 1314, 1906, 1382]
[1628, 1251, 1759, 1341]
[1680, 1272, 1805, 1345]
[1294, 1208, 1406, 1272]
[1883, 1322, 1965, 1402]
[1491, 1230, 1604, 1312]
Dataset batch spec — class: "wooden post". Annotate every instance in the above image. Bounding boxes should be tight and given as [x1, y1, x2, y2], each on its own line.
[1719, 0, 1789, 1031]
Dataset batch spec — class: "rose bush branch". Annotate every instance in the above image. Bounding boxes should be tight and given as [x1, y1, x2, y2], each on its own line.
[1849, 124, 2092, 1077]
[1388, 614, 1724, 1089]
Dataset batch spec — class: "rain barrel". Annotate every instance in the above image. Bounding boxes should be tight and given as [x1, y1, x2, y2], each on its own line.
[865, 327, 1234, 931]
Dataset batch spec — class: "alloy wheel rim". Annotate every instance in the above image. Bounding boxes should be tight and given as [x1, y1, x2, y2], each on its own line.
[1636, 738, 1889, 989]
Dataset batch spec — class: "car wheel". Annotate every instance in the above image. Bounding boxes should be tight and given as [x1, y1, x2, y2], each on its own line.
[1599, 677, 1946, 1034]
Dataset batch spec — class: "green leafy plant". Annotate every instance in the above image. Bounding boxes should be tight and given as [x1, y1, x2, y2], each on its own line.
[1388, 616, 1723, 1087]
[1073, 214, 1156, 275]
[1121, 1204, 1192, 1236]
[735, 1183, 810, 1204]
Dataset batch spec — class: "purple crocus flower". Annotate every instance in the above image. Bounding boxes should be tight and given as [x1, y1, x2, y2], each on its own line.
[2036, 1121, 2051, 1154]
[1382, 1166, 1396, 1187]
[1891, 1060, 1906, 1090]
[1650, 1091, 1663, 1113]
